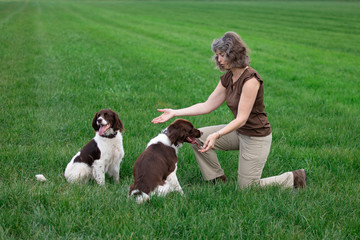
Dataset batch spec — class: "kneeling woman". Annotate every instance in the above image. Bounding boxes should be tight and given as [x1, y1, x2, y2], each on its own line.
[152, 31, 306, 189]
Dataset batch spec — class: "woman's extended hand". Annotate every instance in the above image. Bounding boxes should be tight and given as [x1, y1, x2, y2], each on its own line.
[152, 109, 176, 124]
[199, 132, 219, 153]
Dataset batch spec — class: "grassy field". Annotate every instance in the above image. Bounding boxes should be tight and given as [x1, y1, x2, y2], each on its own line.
[1, 0, 359, 239]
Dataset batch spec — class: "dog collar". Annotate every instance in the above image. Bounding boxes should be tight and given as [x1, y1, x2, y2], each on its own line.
[103, 131, 118, 139]
[161, 128, 168, 135]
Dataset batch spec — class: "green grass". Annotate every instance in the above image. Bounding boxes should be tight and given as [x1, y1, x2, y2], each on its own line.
[1, 0, 359, 239]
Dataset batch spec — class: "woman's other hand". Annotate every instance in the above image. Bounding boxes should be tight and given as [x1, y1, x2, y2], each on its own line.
[152, 109, 176, 124]
[199, 132, 219, 152]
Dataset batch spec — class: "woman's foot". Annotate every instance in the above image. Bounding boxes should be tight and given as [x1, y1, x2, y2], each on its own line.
[292, 169, 307, 188]
[211, 175, 227, 184]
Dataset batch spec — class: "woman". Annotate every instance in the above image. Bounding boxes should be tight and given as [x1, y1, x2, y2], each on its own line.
[152, 32, 306, 189]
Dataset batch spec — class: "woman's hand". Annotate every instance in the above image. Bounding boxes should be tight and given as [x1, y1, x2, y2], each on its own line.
[199, 132, 220, 153]
[152, 109, 176, 124]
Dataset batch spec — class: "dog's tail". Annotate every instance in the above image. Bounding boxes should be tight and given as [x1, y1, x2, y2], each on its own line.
[64, 160, 92, 183]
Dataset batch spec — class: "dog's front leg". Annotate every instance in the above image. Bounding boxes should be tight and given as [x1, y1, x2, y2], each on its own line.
[166, 166, 184, 195]
[108, 162, 120, 184]
[92, 161, 105, 185]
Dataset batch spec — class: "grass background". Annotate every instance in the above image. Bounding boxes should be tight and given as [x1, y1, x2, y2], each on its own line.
[1, 0, 359, 239]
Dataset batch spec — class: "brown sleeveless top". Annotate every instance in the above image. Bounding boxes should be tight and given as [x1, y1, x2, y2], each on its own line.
[220, 67, 272, 137]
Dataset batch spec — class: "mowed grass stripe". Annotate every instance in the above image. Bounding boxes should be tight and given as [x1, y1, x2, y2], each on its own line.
[0, 3, 49, 183]
[0, 1, 27, 26]
[58, 2, 218, 60]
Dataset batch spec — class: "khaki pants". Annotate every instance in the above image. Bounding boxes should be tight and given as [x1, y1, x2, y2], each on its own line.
[192, 125, 294, 188]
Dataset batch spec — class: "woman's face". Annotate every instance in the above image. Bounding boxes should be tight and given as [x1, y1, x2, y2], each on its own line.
[215, 50, 229, 69]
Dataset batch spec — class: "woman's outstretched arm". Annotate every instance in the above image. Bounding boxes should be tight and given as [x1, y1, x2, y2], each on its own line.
[152, 81, 226, 124]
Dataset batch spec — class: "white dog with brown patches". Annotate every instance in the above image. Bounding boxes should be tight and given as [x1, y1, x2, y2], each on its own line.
[129, 119, 201, 203]
[64, 109, 125, 185]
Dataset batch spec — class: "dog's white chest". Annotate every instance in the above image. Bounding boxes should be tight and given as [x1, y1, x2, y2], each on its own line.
[95, 134, 124, 161]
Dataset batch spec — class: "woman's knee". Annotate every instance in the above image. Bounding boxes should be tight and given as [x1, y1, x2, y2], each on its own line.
[237, 175, 260, 189]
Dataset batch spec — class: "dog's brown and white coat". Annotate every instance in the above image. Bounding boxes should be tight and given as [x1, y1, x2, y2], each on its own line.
[129, 119, 201, 203]
[64, 109, 124, 185]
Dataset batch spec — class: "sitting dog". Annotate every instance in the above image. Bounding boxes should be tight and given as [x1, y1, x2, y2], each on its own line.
[129, 119, 201, 203]
[64, 109, 125, 185]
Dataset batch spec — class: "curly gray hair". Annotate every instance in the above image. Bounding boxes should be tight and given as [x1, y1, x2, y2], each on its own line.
[211, 32, 250, 71]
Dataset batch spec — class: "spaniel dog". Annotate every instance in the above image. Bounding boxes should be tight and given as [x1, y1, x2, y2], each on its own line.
[65, 109, 125, 185]
[129, 119, 201, 203]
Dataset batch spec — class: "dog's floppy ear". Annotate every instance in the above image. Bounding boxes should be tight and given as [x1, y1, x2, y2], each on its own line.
[113, 112, 125, 132]
[167, 124, 180, 146]
[167, 120, 187, 146]
[92, 112, 100, 131]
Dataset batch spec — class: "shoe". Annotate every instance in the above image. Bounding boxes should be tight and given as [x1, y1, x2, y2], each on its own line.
[211, 175, 227, 184]
[292, 169, 307, 188]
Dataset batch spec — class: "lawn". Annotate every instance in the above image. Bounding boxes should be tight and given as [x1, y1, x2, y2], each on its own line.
[0, 0, 359, 239]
